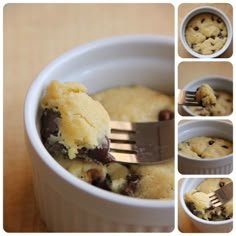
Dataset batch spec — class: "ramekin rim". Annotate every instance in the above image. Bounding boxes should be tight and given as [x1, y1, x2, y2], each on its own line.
[24, 34, 175, 207]
[183, 75, 232, 90]
[180, 178, 233, 225]
[178, 153, 232, 162]
[180, 6, 233, 58]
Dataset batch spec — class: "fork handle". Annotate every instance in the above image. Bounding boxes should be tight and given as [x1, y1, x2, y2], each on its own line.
[217, 182, 233, 202]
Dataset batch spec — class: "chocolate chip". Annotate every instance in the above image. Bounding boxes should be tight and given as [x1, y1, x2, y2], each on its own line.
[75, 137, 114, 164]
[212, 50, 215, 53]
[211, 43, 215, 46]
[77, 147, 87, 155]
[201, 18, 205, 23]
[123, 173, 141, 195]
[206, 205, 215, 211]
[87, 169, 102, 183]
[199, 101, 205, 107]
[91, 173, 112, 191]
[40, 108, 60, 142]
[45, 142, 67, 157]
[200, 100, 205, 106]
[191, 43, 196, 49]
[186, 201, 196, 213]
[208, 140, 215, 145]
[127, 173, 140, 182]
[87, 138, 114, 164]
[158, 110, 174, 121]
[193, 26, 199, 31]
[218, 33, 224, 39]
[217, 18, 222, 23]
[178, 148, 182, 151]
[222, 145, 229, 149]
[211, 16, 215, 21]
[206, 37, 209, 40]
[226, 98, 232, 102]
[219, 181, 225, 187]
[210, 35, 215, 40]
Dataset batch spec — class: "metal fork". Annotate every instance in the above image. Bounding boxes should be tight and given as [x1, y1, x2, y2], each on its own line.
[208, 182, 233, 207]
[109, 120, 174, 164]
[178, 89, 200, 106]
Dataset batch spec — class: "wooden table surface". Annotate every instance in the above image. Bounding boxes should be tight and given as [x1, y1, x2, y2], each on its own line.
[3, 3, 174, 232]
[178, 3, 233, 58]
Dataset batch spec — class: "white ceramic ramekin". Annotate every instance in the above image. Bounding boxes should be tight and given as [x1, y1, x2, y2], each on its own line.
[180, 6, 233, 58]
[24, 35, 174, 232]
[178, 120, 233, 174]
[180, 178, 233, 233]
[182, 75, 233, 116]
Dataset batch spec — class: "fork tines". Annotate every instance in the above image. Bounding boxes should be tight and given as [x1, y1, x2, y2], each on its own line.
[109, 120, 174, 164]
[179, 90, 200, 106]
[208, 182, 233, 208]
[183, 91, 200, 106]
[109, 121, 138, 163]
[110, 121, 137, 147]
[208, 193, 223, 207]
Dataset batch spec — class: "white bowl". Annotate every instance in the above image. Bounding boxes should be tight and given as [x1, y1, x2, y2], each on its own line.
[180, 178, 233, 232]
[182, 75, 233, 116]
[180, 6, 233, 58]
[24, 35, 174, 232]
[178, 120, 233, 174]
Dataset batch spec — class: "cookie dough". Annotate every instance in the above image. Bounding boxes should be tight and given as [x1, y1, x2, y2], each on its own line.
[189, 90, 232, 116]
[40, 82, 175, 199]
[178, 136, 232, 158]
[195, 83, 216, 106]
[92, 85, 174, 122]
[40, 80, 110, 159]
[185, 13, 227, 55]
[184, 178, 233, 221]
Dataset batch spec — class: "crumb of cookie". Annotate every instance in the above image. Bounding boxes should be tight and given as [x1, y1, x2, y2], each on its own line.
[40, 80, 110, 159]
[185, 13, 227, 55]
[196, 83, 216, 106]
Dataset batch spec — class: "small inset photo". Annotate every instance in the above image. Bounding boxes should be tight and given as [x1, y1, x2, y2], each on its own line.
[178, 3, 233, 58]
[179, 178, 233, 233]
[178, 120, 233, 175]
[178, 61, 233, 116]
